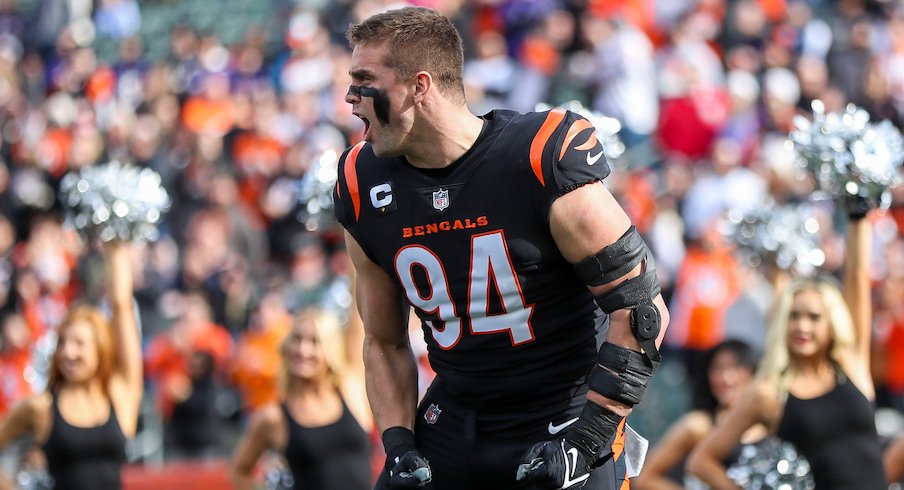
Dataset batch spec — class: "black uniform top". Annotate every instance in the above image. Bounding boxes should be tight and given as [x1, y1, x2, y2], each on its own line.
[42, 392, 127, 490]
[776, 367, 886, 489]
[334, 109, 611, 409]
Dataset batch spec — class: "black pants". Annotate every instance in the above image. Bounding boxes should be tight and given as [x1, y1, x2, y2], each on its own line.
[375, 383, 628, 490]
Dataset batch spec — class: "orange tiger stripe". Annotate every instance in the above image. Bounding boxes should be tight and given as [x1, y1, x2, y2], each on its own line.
[559, 118, 595, 160]
[344, 142, 365, 221]
[529, 109, 566, 186]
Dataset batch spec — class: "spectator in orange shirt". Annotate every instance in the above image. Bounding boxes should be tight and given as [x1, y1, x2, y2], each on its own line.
[181, 72, 235, 137]
[144, 291, 233, 419]
[665, 226, 742, 399]
[874, 241, 904, 413]
[0, 312, 33, 416]
[666, 237, 741, 353]
[231, 290, 292, 413]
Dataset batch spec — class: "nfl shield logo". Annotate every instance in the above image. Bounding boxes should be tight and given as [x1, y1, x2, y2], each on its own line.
[432, 189, 449, 211]
[424, 403, 442, 424]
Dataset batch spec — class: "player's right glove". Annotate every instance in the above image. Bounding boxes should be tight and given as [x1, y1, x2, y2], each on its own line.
[516, 437, 610, 489]
[382, 427, 433, 489]
[516, 402, 618, 489]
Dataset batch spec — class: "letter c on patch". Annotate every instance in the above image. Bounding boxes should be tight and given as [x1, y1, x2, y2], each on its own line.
[370, 183, 393, 208]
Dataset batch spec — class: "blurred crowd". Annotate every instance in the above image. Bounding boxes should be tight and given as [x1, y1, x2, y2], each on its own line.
[0, 0, 903, 476]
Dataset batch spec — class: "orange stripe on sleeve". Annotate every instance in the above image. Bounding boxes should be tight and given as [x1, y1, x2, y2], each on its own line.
[344, 142, 365, 221]
[574, 133, 598, 151]
[558, 118, 594, 160]
[529, 109, 566, 186]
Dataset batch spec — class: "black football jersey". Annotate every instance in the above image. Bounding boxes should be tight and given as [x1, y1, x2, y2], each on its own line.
[334, 109, 612, 407]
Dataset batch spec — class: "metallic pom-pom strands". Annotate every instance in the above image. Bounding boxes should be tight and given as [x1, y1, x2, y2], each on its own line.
[59, 161, 171, 242]
[721, 201, 825, 277]
[727, 438, 815, 490]
[296, 149, 340, 232]
[789, 100, 904, 212]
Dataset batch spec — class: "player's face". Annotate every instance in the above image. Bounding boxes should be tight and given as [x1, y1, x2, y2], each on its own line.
[283, 318, 329, 381]
[346, 43, 415, 157]
[786, 289, 832, 359]
[707, 349, 753, 408]
[56, 321, 101, 383]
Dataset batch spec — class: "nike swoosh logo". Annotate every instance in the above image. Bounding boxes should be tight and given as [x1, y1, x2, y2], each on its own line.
[586, 150, 603, 165]
[562, 444, 590, 488]
[547, 417, 579, 435]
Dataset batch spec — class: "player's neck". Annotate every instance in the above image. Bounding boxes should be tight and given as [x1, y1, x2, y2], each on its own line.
[404, 103, 484, 170]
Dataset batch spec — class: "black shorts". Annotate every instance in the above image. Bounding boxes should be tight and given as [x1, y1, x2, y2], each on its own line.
[375, 382, 629, 490]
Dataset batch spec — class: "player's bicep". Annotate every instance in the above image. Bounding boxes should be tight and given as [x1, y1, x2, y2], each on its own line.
[345, 231, 409, 345]
[549, 181, 632, 268]
[550, 178, 669, 355]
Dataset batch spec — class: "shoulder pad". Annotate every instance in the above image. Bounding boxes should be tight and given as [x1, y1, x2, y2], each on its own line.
[333, 142, 368, 226]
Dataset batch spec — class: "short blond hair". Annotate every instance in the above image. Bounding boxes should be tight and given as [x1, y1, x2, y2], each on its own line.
[347, 6, 465, 103]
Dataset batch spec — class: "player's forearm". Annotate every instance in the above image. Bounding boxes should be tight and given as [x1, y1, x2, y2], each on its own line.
[588, 310, 641, 416]
[590, 294, 670, 415]
[605, 294, 670, 351]
[364, 335, 419, 433]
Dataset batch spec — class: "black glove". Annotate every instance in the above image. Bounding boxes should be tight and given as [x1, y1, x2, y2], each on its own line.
[516, 437, 610, 489]
[516, 402, 620, 489]
[382, 427, 433, 489]
[844, 192, 877, 221]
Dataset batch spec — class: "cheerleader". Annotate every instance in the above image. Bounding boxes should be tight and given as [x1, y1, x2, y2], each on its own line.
[0, 241, 142, 490]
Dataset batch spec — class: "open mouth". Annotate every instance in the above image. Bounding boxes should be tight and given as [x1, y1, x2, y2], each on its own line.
[355, 113, 371, 140]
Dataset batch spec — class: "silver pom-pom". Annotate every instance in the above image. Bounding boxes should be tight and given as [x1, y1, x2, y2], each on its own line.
[720, 201, 825, 276]
[59, 161, 171, 242]
[789, 100, 904, 212]
[536, 101, 625, 163]
[296, 149, 339, 232]
[727, 438, 815, 490]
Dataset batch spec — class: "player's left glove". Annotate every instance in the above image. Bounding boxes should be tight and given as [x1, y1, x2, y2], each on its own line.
[515, 436, 611, 489]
